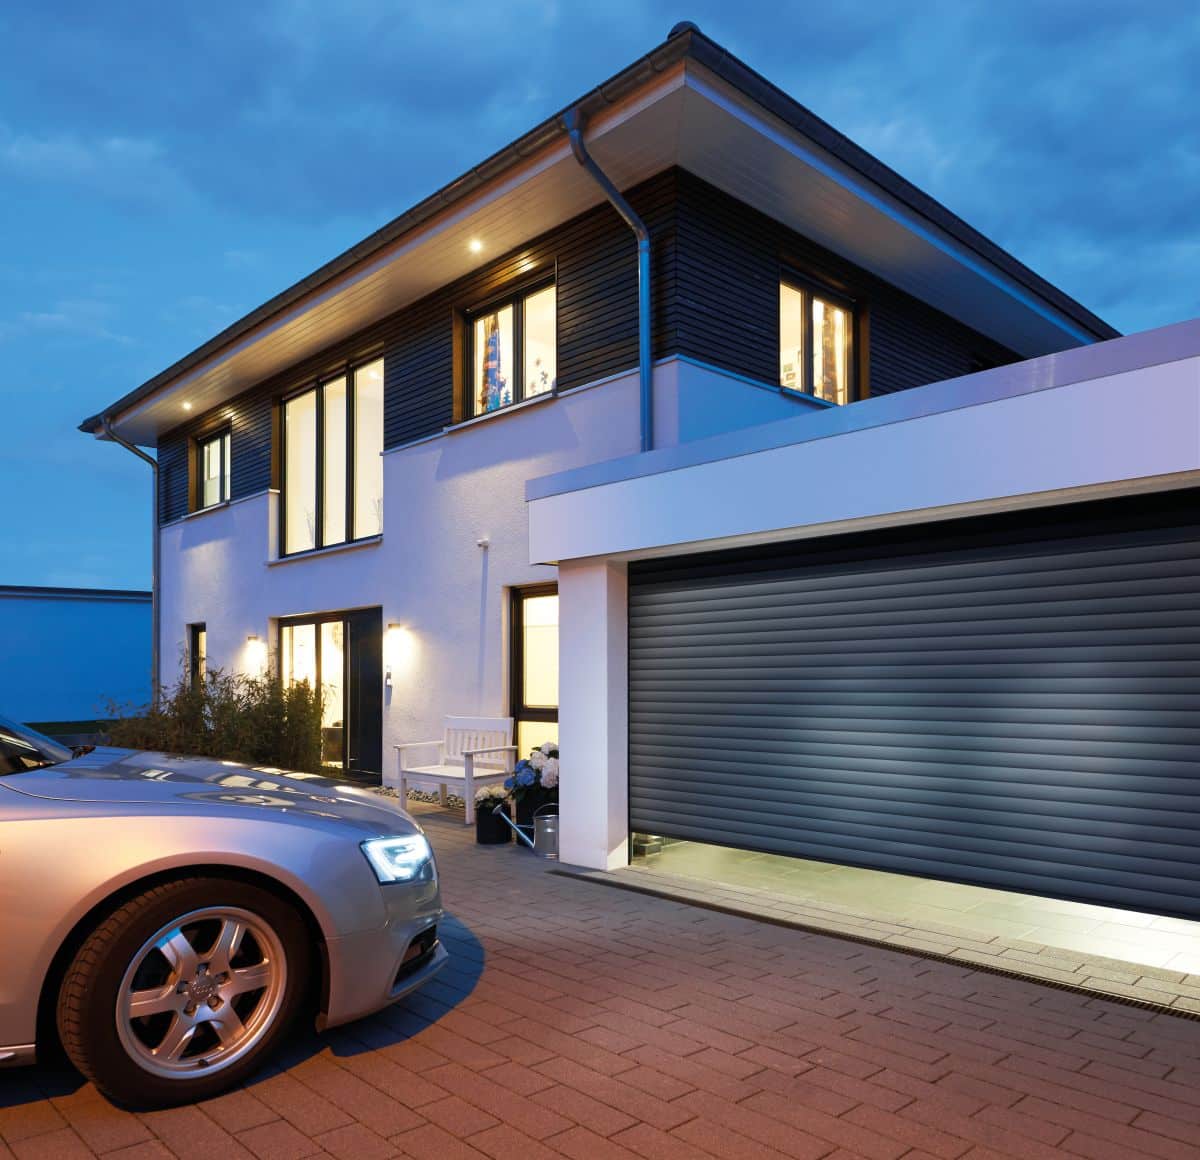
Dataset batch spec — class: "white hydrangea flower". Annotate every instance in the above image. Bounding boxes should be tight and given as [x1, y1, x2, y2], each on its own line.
[529, 750, 548, 771]
[541, 741, 558, 755]
[474, 784, 508, 804]
[540, 762, 559, 789]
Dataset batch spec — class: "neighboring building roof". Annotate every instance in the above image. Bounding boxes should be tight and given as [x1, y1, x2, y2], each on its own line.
[0, 585, 152, 602]
[80, 22, 1118, 440]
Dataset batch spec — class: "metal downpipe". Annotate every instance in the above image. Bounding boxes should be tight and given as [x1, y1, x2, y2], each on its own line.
[100, 416, 160, 705]
[563, 107, 653, 452]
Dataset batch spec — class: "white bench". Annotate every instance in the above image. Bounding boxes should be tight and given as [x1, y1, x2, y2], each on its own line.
[388, 716, 516, 824]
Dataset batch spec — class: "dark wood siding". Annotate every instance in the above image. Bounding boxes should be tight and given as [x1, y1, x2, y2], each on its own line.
[157, 387, 273, 524]
[671, 170, 1017, 396]
[157, 172, 679, 524]
[157, 167, 1015, 524]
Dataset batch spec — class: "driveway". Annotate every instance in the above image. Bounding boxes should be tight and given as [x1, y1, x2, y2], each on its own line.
[4, 803, 1199, 1160]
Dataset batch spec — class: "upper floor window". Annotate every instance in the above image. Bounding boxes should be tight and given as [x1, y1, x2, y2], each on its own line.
[197, 429, 231, 509]
[470, 284, 556, 417]
[779, 279, 855, 405]
[282, 357, 384, 555]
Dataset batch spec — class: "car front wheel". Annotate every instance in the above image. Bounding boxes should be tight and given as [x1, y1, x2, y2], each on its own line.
[57, 876, 310, 1107]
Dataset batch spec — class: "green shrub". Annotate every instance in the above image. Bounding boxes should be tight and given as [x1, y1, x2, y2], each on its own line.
[107, 667, 324, 774]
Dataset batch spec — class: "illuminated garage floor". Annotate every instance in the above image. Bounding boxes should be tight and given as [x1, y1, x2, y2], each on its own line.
[630, 838, 1200, 977]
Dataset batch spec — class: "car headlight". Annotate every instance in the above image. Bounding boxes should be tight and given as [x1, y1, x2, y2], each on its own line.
[361, 834, 434, 883]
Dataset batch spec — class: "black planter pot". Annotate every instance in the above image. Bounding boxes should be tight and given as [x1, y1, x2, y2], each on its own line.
[514, 786, 558, 826]
[475, 802, 512, 845]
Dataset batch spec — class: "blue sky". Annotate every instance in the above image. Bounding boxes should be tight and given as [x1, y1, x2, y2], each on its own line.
[1, 1, 1196, 590]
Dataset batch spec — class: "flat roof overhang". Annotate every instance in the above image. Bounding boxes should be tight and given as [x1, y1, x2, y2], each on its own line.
[526, 318, 1200, 566]
[83, 34, 1116, 447]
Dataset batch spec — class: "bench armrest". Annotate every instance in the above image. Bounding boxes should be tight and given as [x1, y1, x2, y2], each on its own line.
[395, 740, 444, 760]
[461, 744, 518, 757]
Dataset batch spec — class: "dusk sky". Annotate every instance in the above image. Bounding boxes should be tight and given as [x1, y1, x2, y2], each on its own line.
[1, 1, 1196, 590]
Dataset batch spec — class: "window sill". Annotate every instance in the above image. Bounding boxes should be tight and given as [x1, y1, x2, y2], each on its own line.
[268, 535, 382, 567]
[183, 499, 232, 520]
[779, 386, 839, 408]
[443, 390, 556, 435]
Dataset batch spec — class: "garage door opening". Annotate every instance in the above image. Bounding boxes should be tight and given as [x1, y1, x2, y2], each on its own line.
[628, 490, 1200, 923]
[630, 834, 1200, 976]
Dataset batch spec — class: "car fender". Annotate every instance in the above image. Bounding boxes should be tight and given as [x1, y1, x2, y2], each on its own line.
[0, 807, 388, 1051]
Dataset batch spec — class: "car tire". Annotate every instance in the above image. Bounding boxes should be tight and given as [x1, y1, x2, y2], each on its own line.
[57, 876, 311, 1108]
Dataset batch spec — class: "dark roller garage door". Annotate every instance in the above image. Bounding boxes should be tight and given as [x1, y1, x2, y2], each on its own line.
[628, 490, 1200, 919]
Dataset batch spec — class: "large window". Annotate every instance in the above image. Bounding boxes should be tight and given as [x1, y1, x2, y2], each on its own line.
[282, 357, 384, 555]
[511, 586, 558, 753]
[470, 284, 556, 417]
[196, 429, 231, 510]
[779, 279, 855, 405]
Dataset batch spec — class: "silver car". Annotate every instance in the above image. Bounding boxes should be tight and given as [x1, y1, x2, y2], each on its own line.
[0, 716, 446, 1108]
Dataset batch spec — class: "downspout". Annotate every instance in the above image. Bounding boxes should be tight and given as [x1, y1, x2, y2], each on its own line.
[100, 416, 160, 705]
[563, 107, 653, 452]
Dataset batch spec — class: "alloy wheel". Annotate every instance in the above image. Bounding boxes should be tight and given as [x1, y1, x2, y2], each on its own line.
[114, 906, 288, 1078]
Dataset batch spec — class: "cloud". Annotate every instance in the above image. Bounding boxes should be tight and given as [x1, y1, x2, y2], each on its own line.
[0, 296, 132, 346]
[0, 124, 190, 207]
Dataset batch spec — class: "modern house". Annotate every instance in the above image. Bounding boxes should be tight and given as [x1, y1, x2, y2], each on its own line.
[81, 26, 1199, 920]
[0, 585, 151, 728]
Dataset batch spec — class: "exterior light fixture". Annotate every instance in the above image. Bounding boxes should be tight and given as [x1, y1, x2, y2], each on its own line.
[244, 633, 267, 673]
[469, 239, 483, 254]
[182, 402, 193, 411]
[384, 622, 417, 686]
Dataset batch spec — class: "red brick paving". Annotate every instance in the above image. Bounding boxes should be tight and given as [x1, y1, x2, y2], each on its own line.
[4, 803, 1200, 1159]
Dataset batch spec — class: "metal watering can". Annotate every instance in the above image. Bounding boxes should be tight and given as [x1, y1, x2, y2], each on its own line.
[492, 802, 559, 859]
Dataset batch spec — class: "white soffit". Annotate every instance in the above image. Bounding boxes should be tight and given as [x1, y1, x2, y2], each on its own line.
[116, 63, 1090, 444]
[674, 69, 1093, 356]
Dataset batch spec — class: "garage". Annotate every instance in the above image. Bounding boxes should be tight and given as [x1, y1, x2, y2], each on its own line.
[628, 490, 1200, 920]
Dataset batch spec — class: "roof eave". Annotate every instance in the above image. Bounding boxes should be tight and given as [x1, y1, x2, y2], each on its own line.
[80, 25, 1118, 437]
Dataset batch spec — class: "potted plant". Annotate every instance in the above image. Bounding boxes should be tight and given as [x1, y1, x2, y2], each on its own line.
[506, 741, 559, 826]
[474, 784, 512, 844]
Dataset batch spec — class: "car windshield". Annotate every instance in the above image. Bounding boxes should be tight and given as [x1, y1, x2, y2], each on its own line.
[0, 715, 72, 775]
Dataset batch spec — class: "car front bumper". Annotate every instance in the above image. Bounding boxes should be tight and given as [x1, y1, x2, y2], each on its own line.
[318, 880, 446, 1029]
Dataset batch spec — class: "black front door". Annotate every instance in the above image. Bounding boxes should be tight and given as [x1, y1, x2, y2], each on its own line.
[279, 607, 382, 782]
[346, 608, 382, 777]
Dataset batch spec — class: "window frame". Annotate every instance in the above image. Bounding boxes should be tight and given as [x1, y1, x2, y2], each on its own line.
[279, 354, 383, 557]
[509, 583, 558, 751]
[194, 426, 232, 511]
[463, 278, 557, 419]
[779, 272, 859, 404]
[188, 623, 207, 690]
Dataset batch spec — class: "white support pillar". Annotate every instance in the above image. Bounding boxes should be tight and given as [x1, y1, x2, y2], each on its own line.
[558, 557, 629, 870]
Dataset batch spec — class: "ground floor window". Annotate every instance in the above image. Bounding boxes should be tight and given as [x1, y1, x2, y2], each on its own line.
[279, 608, 381, 777]
[188, 623, 206, 689]
[510, 585, 558, 753]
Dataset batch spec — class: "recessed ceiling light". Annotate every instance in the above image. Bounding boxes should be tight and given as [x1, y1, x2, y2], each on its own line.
[182, 402, 193, 411]
[469, 239, 483, 254]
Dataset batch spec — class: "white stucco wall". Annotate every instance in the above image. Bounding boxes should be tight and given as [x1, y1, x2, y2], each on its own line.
[530, 348, 1200, 566]
[159, 357, 814, 767]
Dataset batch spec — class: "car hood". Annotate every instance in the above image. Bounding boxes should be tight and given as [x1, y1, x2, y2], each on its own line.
[4, 746, 416, 834]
